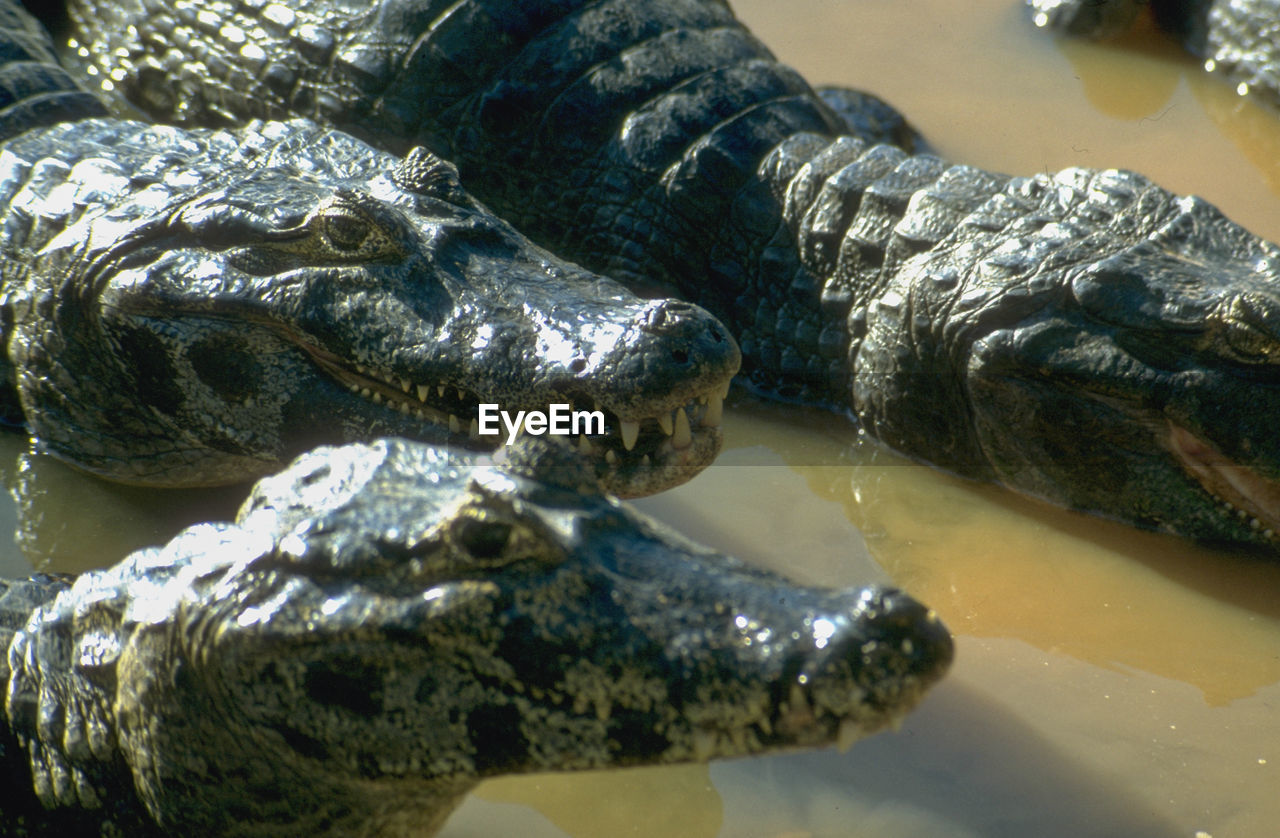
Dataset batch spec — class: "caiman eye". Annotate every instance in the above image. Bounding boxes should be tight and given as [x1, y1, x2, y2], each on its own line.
[1218, 296, 1280, 364]
[454, 517, 514, 562]
[322, 210, 371, 252]
[445, 501, 561, 568]
[268, 192, 409, 263]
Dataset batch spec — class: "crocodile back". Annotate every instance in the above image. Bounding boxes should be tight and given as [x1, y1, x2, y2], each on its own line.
[0, 0, 105, 142]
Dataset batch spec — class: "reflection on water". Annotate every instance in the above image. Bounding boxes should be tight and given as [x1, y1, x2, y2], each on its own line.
[3, 1, 1278, 836]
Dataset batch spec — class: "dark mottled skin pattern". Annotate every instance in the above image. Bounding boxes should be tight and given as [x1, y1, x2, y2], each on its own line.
[1028, 0, 1280, 110]
[0, 438, 953, 836]
[0, 0, 741, 497]
[55, 0, 1280, 550]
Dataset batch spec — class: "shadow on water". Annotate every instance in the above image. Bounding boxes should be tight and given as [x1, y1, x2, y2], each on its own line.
[714, 678, 1187, 838]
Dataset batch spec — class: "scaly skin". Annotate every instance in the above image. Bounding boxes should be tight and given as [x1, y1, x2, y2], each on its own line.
[56, 0, 1280, 550]
[1027, 0, 1280, 111]
[0, 2, 741, 497]
[0, 437, 954, 836]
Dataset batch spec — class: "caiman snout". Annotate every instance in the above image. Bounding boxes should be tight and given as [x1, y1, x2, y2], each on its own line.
[620, 299, 741, 406]
[785, 586, 953, 742]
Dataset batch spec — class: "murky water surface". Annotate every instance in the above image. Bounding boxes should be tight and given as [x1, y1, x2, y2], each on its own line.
[5, 1, 1280, 836]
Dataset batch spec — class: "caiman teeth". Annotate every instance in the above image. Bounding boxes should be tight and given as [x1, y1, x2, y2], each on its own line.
[702, 393, 723, 426]
[620, 420, 641, 451]
[417, 385, 429, 402]
[657, 412, 674, 435]
[672, 407, 692, 449]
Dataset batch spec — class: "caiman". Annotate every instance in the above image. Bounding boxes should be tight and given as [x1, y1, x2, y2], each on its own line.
[1027, 0, 1280, 111]
[0, 436, 954, 836]
[55, 0, 1280, 550]
[0, 0, 741, 498]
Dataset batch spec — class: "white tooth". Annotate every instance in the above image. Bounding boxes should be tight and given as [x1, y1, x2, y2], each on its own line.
[657, 411, 673, 435]
[414, 409, 426, 420]
[578, 435, 593, 454]
[605, 449, 617, 465]
[437, 385, 446, 398]
[641, 454, 651, 467]
[371, 393, 382, 404]
[348, 383, 359, 392]
[702, 394, 723, 427]
[620, 420, 640, 451]
[399, 401, 410, 414]
[836, 719, 861, 753]
[400, 378, 411, 393]
[672, 407, 692, 449]
[360, 387, 371, 397]
[449, 414, 462, 434]
[469, 418, 480, 438]
[417, 385, 429, 402]
[457, 388, 465, 401]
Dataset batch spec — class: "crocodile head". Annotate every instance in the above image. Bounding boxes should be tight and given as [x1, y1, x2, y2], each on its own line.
[25, 438, 950, 835]
[5, 121, 738, 496]
[868, 176, 1280, 549]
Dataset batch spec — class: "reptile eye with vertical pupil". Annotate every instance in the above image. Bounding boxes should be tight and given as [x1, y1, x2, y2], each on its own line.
[322, 211, 371, 252]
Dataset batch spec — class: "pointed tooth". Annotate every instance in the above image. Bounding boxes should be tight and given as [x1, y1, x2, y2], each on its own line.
[457, 388, 465, 401]
[416, 385, 429, 402]
[657, 411, 674, 435]
[398, 401, 410, 414]
[437, 385, 446, 398]
[356, 364, 366, 374]
[414, 409, 426, 420]
[360, 387, 371, 398]
[605, 449, 617, 465]
[400, 378, 411, 393]
[348, 383, 360, 392]
[702, 393, 723, 427]
[641, 454, 651, 467]
[449, 414, 461, 434]
[469, 418, 480, 438]
[371, 392, 382, 404]
[619, 420, 640, 451]
[578, 435, 593, 454]
[672, 407, 692, 449]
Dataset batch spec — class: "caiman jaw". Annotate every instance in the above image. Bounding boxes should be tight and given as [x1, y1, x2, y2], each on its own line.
[302, 345, 729, 496]
[1167, 422, 1280, 540]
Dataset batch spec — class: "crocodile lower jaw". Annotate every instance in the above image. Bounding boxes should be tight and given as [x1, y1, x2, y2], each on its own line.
[302, 345, 727, 496]
[1167, 422, 1280, 539]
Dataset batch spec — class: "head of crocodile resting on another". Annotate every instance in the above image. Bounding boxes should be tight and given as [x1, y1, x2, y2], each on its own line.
[51, 0, 1280, 551]
[0, 116, 738, 497]
[0, 437, 953, 836]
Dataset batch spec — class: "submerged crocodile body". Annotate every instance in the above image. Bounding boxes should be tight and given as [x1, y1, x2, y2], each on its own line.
[1028, 0, 1280, 111]
[0, 436, 953, 836]
[55, 0, 1280, 550]
[0, 0, 740, 497]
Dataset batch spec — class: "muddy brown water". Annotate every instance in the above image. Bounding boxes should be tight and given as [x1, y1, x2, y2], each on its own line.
[4, 2, 1279, 836]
